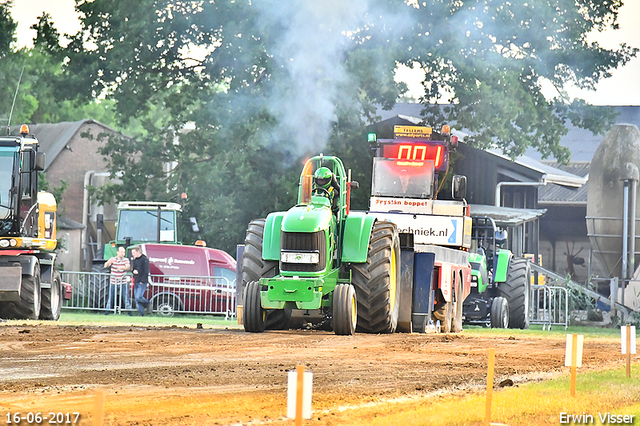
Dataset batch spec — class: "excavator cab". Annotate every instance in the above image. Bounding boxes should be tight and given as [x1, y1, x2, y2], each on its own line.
[0, 134, 42, 236]
[0, 126, 62, 321]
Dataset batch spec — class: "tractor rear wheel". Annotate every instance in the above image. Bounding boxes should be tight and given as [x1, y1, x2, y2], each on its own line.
[490, 296, 509, 328]
[40, 270, 62, 320]
[244, 281, 266, 332]
[499, 257, 531, 329]
[332, 284, 357, 335]
[352, 221, 401, 334]
[242, 218, 291, 330]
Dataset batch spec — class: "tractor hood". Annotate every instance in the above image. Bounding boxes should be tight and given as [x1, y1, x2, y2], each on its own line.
[261, 199, 333, 262]
[469, 252, 486, 270]
[281, 198, 333, 233]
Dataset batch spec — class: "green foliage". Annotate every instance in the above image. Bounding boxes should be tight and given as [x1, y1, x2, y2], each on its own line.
[567, 281, 597, 312]
[0, 0, 16, 57]
[0, 8, 120, 128]
[399, 1, 636, 163]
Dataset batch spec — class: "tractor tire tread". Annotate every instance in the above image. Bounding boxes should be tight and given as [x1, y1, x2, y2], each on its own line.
[352, 221, 400, 334]
[40, 270, 62, 321]
[498, 257, 530, 329]
[241, 219, 290, 331]
[5, 264, 41, 320]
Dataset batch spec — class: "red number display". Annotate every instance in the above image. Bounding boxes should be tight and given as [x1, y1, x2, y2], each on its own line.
[383, 144, 444, 168]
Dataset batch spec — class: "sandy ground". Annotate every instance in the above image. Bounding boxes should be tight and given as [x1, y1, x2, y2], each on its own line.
[0, 322, 626, 425]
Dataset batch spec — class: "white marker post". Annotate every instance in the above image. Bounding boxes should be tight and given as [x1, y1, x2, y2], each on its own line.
[621, 325, 637, 378]
[287, 365, 313, 424]
[564, 334, 584, 397]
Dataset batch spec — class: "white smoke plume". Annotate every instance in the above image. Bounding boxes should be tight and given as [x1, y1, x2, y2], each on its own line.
[254, 0, 371, 155]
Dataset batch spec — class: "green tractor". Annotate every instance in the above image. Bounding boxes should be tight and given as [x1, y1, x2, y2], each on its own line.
[463, 216, 531, 329]
[241, 155, 401, 335]
[90, 201, 184, 309]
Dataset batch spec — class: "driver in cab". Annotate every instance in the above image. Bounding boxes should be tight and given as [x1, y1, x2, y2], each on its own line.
[313, 167, 339, 213]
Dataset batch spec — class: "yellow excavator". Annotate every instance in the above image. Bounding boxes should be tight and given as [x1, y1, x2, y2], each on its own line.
[0, 124, 64, 320]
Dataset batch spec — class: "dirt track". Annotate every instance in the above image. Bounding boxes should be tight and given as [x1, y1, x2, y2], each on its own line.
[0, 322, 625, 425]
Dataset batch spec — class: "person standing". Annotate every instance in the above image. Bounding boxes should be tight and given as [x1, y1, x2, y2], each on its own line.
[104, 246, 132, 314]
[131, 245, 152, 316]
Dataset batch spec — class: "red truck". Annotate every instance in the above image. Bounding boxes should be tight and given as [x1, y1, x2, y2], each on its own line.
[139, 243, 237, 316]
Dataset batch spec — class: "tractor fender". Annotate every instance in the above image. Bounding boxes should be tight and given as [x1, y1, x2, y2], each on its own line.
[493, 249, 512, 283]
[7, 254, 40, 278]
[262, 212, 286, 261]
[341, 212, 376, 263]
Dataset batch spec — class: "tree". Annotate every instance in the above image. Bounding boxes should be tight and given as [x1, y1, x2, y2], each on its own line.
[0, 9, 120, 127]
[0, 0, 15, 57]
[61, 0, 636, 251]
[387, 0, 637, 163]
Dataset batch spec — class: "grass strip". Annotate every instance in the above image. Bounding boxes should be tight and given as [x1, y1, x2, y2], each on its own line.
[1, 311, 242, 329]
[355, 365, 640, 426]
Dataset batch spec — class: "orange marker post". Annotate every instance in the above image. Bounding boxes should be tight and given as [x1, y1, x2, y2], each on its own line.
[621, 325, 636, 378]
[287, 366, 313, 421]
[485, 348, 495, 426]
[564, 334, 583, 397]
[296, 365, 305, 426]
[93, 390, 104, 426]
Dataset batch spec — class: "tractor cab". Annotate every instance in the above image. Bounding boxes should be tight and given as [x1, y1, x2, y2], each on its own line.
[0, 125, 52, 245]
[298, 155, 356, 222]
[470, 216, 508, 283]
[368, 125, 463, 201]
[100, 201, 183, 261]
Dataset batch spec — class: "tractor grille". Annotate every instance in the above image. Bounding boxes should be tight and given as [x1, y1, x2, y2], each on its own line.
[280, 231, 326, 273]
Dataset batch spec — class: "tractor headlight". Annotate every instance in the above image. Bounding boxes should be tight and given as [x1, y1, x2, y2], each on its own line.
[471, 275, 478, 287]
[9, 239, 17, 247]
[281, 251, 320, 264]
[0, 239, 9, 248]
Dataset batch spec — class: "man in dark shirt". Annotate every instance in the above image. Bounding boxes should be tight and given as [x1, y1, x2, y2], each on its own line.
[131, 245, 152, 316]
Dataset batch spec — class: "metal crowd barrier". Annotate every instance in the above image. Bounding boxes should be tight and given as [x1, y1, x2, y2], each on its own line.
[61, 271, 237, 318]
[529, 285, 569, 330]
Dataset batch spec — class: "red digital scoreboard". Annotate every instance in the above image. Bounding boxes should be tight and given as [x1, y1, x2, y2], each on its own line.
[382, 142, 446, 170]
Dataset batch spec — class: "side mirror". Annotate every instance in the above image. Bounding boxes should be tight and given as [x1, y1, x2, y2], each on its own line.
[34, 152, 45, 171]
[190, 217, 199, 233]
[452, 175, 467, 200]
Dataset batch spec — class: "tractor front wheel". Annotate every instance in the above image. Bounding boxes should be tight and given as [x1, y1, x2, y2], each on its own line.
[333, 284, 357, 335]
[243, 281, 266, 332]
[242, 218, 291, 330]
[490, 296, 509, 328]
[5, 263, 42, 320]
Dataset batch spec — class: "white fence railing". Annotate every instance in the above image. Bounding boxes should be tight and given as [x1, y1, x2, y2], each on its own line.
[61, 271, 237, 318]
